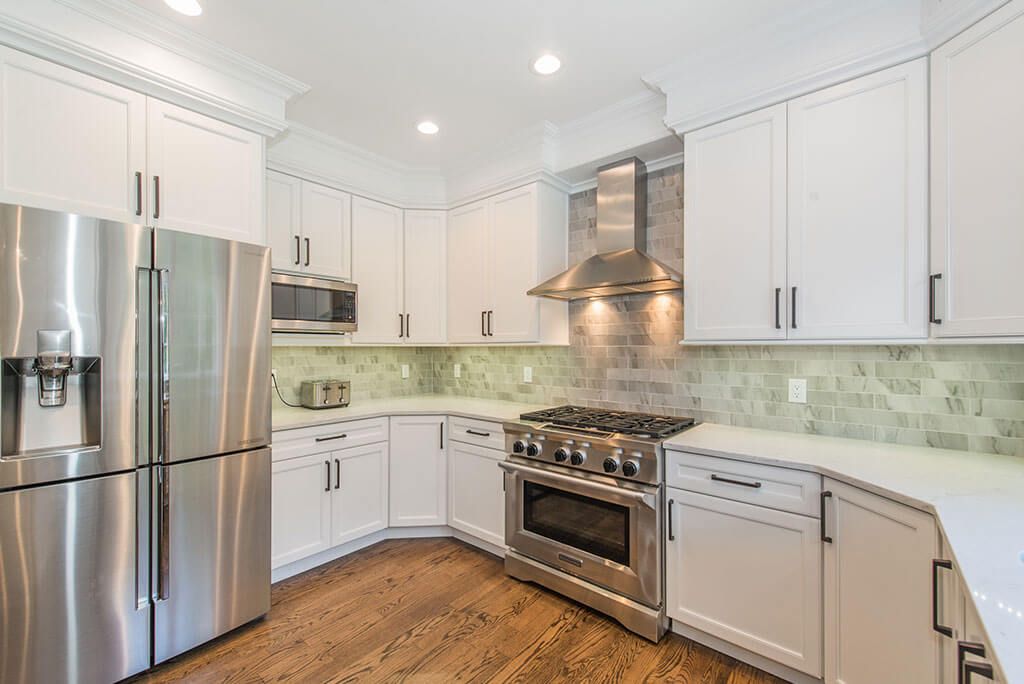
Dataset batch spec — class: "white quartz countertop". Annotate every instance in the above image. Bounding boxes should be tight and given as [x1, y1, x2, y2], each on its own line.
[272, 395, 547, 432]
[665, 423, 1024, 684]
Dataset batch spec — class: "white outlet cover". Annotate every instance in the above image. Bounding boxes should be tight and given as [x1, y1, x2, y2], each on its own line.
[524, 366, 533, 383]
[401, 364, 410, 379]
[789, 378, 807, 404]
[454, 363, 461, 378]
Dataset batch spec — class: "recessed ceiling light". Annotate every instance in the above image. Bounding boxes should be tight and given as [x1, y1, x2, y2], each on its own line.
[163, 0, 202, 16]
[416, 121, 439, 135]
[531, 54, 561, 76]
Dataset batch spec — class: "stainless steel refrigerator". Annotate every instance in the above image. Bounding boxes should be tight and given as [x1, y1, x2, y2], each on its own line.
[0, 204, 272, 683]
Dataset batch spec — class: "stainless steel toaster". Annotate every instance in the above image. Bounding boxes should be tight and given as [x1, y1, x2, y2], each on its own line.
[300, 380, 350, 409]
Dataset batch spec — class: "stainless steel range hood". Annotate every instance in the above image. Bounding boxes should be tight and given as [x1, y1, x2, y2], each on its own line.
[528, 157, 681, 300]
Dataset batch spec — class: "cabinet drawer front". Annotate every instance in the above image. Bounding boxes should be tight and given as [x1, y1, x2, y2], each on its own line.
[448, 416, 504, 450]
[666, 450, 820, 516]
[271, 417, 388, 461]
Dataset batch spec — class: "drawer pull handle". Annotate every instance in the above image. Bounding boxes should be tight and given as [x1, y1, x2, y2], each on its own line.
[958, 641, 992, 684]
[933, 559, 954, 637]
[466, 429, 491, 437]
[710, 473, 761, 489]
[821, 490, 833, 543]
[315, 433, 348, 443]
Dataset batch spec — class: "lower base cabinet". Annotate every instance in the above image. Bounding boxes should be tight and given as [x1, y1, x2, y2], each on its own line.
[389, 416, 447, 527]
[823, 477, 938, 684]
[448, 441, 505, 548]
[271, 441, 388, 569]
[665, 487, 822, 677]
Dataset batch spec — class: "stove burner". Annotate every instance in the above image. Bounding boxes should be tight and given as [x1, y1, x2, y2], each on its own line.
[520, 405, 695, 439]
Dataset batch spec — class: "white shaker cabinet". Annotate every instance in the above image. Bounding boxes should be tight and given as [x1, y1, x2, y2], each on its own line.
[351, 196, 404, 343]
[0, 46, 147, 223]
[388, 416, 447, 527]
[147, 98, 265, 244]
[330, 442, 389, 546]
[271, 452, 332, 568]
[448, 441, 505, 547]
[822, 478, 939, 684]
[265, 173, 352, 280]
[665, 487, 822, 677]
[266, 171, 303, 271]
[403, 210, 447, 344]
[446, 182, 568, 345]
[683, 104, 788, 341]
[930, 0, 1024, 338]
[788, 59, 928, 340]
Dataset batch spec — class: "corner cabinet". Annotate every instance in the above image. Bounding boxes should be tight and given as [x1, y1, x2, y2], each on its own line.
[930, 0, 1024, 338]
[266, 171, 352, 280]
[388, 416, 447, 527]
[447, 183, 568, 344]
[0, 45, 265, 244]
[683, 59, 928, 342]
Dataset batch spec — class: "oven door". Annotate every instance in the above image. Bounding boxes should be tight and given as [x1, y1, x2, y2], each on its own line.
[499, 458, 662, 608]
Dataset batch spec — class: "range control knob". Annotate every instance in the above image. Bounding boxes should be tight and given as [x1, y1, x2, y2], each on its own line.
[553, 447, 569, 462]
[570, 450, 586, 466]
[512, 440, 527, 454]
[602, 458, 619, 473]
[621, 461, 640, 478]
[526, 442, 542, 457]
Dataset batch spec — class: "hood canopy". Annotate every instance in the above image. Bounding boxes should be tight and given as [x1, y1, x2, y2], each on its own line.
[528, 157, 681, 300]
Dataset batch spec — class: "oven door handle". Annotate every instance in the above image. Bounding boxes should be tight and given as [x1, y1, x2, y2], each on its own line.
[498, 461, 657, 510]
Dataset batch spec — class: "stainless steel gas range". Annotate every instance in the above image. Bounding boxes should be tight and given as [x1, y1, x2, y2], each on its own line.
[499, 406, 695, 642]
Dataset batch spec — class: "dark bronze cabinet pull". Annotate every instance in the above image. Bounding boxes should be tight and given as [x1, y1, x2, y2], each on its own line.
[481, 310, 486, 337]
[135, 171, 143, 216]
[405, 313, 410, 338]
[710, 473, 761, 489]
[294, 235, 301, 265]
[398, 312, 404, 338]
[958, 641, 992, 684]
[774, 287, 781, 329]
[466, 429, 491, 437]
[933, 559, 954, 637]
[439, 422, 444, 449]
[315, 433, 348, 443]
[153, 175, 161, 219]
[334, 458, 340, 490]
[930, 273, 943, 324]
[820, 490, 833, 543]
[324, 461, 330, 492]
[304, 237, 310, 266]
[487, 310, 494, 336]
[668, 499, 675, 541]
[791, 286, 797, 329]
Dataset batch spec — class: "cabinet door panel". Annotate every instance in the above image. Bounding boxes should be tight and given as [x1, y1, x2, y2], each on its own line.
[351, 196, 403, 343]
[683, 104, 788, 341]
[0, 46, 146, 222]
[823, 478, 938, 684]
[447, 201, 489, 343]
[403, 210, 447, 344]
[147, 98, 264, 244]
[666, 488, 822, 677]
[266, 171, 302, 273]
[332, 443, 388, 546]
[488, 186, 539, 342]
[389, 416, 446, 527]
[448, 442, 505, 547]
[788, 60, 928, 339]
[271, 453, 332, 568]
[301, 181, 351, 280]
[931, 2, 1024, 337]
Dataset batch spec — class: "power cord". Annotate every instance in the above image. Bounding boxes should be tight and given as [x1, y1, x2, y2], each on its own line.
[271, 372, 302, 408]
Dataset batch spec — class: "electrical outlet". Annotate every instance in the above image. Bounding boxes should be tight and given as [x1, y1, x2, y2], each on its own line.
[789, 378, 807, 404]
[401, 364, 410, 379]
[454, 363, 461, 378]
[523, 366, 533, 383]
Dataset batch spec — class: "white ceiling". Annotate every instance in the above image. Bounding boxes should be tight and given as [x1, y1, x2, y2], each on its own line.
[137, 0, 810, 169]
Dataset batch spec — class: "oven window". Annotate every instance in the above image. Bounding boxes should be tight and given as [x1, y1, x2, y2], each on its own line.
[523, 482, 630, 566]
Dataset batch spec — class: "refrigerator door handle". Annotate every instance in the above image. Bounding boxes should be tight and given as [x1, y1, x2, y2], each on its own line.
[156, 465, 170, 601]
[157, 268, 170, 465]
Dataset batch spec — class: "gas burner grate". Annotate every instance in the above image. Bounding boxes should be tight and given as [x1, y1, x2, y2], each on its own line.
[520, 405, 695, 439]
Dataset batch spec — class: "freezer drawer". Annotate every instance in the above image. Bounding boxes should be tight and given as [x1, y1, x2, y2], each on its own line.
[0, 471, 150, 684]
[153, 447, 271, 663]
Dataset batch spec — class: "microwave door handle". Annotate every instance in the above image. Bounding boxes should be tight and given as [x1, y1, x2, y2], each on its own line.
[497, 461, 656, 510]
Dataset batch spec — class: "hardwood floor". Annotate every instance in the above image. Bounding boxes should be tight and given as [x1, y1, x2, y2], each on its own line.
[127, 538, 784, 683]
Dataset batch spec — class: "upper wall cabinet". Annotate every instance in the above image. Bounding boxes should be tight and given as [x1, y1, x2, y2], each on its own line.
[266, 171, 351, 280]
[0, 46, 266, 245]
[147, 99, 264, 244]
[402, 210, 447, 344]
[683, 59, 928, 343]
[447, 183, 568, 345]
[930, 0, 1024, 339]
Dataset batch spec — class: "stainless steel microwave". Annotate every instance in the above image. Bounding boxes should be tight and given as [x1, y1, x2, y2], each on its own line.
[271, 272, 357, 333]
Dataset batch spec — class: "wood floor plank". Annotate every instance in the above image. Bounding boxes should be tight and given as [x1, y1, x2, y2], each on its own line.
[125, 538, 785, 684]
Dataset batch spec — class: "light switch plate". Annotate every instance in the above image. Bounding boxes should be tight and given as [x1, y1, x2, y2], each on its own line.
[401, 364, 410, 379]
[454, 363, 461, 378]
[789, 378, 807, 404]
[523, 366, 533, 383]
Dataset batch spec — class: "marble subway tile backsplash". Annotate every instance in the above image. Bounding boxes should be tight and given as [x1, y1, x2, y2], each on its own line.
[272, 346, 432, 404]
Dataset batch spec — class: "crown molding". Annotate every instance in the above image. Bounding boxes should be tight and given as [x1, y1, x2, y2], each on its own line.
[567, 151, 684, 195]
[920, 0, 1012, 49]
[0, 0, 308, 136]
